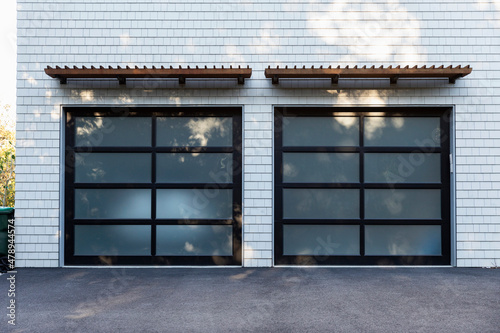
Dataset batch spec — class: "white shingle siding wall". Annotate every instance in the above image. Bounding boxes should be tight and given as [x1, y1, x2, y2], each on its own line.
[16, 0, 500, 267]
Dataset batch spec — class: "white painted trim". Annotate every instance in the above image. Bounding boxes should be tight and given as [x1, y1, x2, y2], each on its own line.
[450, 106, 457, 267]
[59, 105, 65, 268]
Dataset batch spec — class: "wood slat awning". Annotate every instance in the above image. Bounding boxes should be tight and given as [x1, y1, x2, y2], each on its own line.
[265, 65, 472, 84]
[44, 65, 253, 85]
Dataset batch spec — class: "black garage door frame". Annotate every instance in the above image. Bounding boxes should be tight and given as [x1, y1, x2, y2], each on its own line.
[274, 106, 451, 265]
[64, 107, 242, 266]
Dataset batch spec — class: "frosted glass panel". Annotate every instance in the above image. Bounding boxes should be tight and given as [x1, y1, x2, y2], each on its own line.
[364, 117, 440, 147]
[74, 225, 151, 255]
[75, 153, 151, 183]
[283, 189, 359, 219]
[283, 117, 359, 147]
[283, 225, 359, 255]
[157, 117, 232, 147]
[75, 117, 151, 147]
[364, 153, 440, 183]
[157, 153, 232, 183]
[365, 225, 441, 255]
[365, 189, 441, 219]
[283, 153, 359, 183]
[75, 189, 151, 219]
[157, 189, 232, 219]
[156, 225, 232, 256]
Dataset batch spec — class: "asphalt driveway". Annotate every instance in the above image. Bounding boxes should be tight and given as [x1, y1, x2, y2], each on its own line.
[1, 267, 499, 332]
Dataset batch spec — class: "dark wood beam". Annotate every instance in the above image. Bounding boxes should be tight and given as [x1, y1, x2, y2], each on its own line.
[264, 65, 472, 85]
[45, 65, 252, 85]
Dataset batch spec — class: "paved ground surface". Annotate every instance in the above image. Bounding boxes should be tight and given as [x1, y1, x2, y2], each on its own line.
[0, 267, 499, 332]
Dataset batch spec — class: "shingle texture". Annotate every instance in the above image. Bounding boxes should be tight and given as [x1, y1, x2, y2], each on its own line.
[16, 0, 500, 267]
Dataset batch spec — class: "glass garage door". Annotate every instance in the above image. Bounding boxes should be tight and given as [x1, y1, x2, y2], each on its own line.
[275, 107, 451, 265]
[65, 107, 242, 266]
